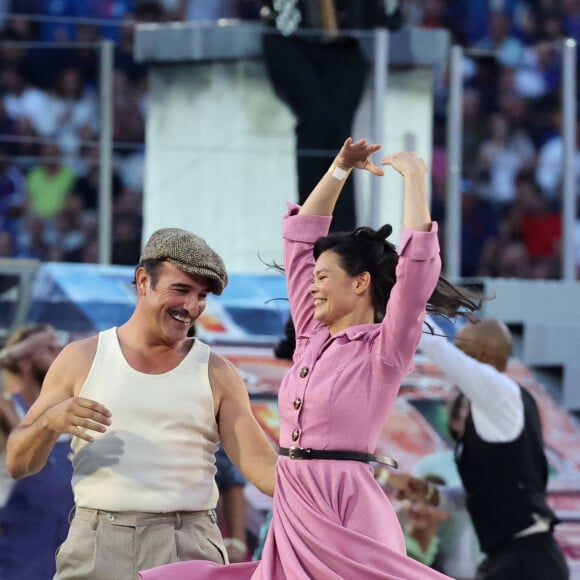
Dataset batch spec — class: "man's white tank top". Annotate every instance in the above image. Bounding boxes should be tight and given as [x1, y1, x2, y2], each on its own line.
[71, 327, 220, 512]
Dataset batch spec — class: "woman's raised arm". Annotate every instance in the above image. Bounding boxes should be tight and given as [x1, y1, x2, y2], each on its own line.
[299, 138, 383, 218]
[381, 151, 431, 232]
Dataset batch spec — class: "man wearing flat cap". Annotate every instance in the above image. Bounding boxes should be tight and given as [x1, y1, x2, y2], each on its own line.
[6, 228, 278, 579]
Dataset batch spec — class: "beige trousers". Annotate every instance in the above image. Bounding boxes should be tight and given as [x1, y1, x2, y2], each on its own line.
[54, 507, 227, 580]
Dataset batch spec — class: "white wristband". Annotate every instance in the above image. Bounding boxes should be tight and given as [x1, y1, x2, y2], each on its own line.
[328, 162, 352, 181]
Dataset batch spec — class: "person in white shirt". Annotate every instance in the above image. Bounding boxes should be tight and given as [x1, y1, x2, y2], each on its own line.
[416, 316, 569, 580]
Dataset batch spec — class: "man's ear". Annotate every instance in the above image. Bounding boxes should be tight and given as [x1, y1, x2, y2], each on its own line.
[135, 267, 149, 295]
[479, 347, 496, 367]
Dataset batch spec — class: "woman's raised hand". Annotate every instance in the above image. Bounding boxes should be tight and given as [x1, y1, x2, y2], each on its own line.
[299, 137, 383, 216]
[336, 138, 384, 176]
[380, 151, 428, 179]
[382, 151, 431, 231]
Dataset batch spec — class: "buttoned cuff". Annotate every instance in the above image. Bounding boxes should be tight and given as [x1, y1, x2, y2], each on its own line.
[283, 203, 333, 243]
[398, 222, 440, 260]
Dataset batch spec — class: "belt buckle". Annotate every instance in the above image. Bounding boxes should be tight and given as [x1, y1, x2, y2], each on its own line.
[288, 446, 300, 459]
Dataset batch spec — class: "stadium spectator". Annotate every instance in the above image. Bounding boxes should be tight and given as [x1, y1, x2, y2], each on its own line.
[0, 324, 73, 580]
[0, 0, 577, 279]
[25, 141, 76, 220]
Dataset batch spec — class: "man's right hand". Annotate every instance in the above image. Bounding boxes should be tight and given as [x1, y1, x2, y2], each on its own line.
[43, 397, 111, 442]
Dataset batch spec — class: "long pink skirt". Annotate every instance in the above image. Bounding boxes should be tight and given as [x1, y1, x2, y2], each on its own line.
[140, 460, 452, 579]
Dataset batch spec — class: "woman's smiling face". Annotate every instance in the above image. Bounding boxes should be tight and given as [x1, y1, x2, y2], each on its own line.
[310, 250, 359, 331]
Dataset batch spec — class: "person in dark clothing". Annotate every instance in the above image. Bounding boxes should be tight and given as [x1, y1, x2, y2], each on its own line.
[416, 316, 569, 580]
[0, 325, 72, 580]
[260, 0, 403, 231]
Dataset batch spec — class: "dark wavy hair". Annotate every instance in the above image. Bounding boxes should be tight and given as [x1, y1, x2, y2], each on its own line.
[313, 224, 480, 323]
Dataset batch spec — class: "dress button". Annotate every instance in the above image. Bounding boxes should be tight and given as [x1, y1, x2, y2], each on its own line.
[106, 513, 116, 522]
[293, 398, 302, 410]
[292, 429, 300, 441]
[299, 367, 309, 378]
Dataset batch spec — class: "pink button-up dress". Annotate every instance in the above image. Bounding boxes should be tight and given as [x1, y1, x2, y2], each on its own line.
[140, 205, 452, 579]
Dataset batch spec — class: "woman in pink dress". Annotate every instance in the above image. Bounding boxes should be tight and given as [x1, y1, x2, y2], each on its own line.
[140, 138, 478, 579]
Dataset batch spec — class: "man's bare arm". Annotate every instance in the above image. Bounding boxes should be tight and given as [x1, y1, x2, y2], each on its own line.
[6, 338, 111, 479]
[210, 353, 277, 496]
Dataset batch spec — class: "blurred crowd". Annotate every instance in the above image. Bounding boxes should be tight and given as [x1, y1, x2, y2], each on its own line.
[412, 0, 580, 280]
[0, 0, 577, 278]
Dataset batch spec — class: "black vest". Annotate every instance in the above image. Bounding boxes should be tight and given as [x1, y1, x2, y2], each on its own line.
[456, 386, 557, 554]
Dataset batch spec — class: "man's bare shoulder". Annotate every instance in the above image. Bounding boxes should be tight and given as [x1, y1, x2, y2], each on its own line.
[208, 351, 239, 378]
[47, 335, 99, 392]
[59, 335, 99, 364]
[209, 351, 235, 369]
[208, 351, 245, 394]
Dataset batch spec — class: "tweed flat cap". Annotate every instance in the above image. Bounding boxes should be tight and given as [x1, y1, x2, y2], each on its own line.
[140, 228, 228, 295]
